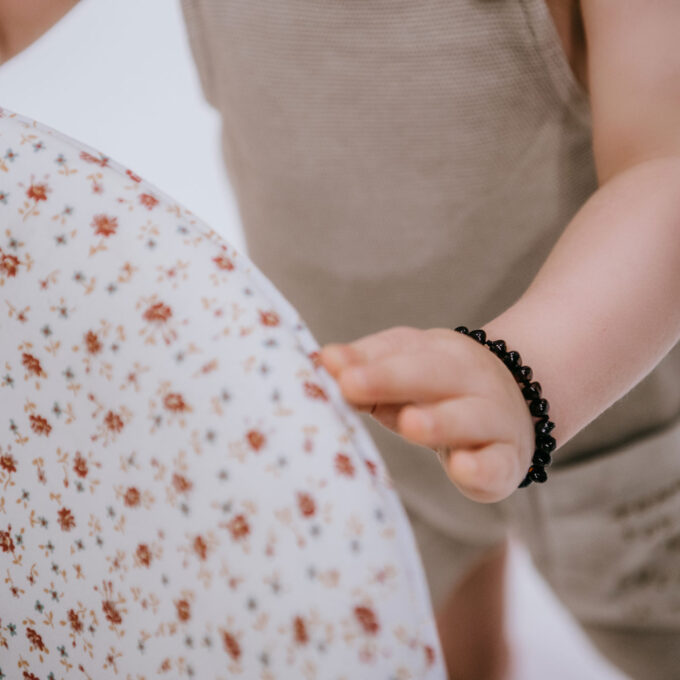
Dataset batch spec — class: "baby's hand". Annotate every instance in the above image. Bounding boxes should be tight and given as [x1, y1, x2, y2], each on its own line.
[319, 326, 535, 503]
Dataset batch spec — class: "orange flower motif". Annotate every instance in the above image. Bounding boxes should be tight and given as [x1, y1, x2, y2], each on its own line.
[143, 301, 172, 323]
[135, 543, 152, 567]
[84, 330, 103, 354]
[293, 616, 309, 645]
[57, 507, 76, 531]
[221, 630, 241, 661]
[0, 454, 17, 473]
[258, 309, 280, 327]
[175, 599, 191, 622]
[296, 491, 316, 518]
[123, 486, 141, 508]
[68, 608, 83, 633]
[80, 150, 109, 167]
[26, 183, 48, 202]
[0, 251, 20, 277]
[354, 605, 380, 635]
[172, 473, 193, 494]
[334, 452, 355, 477]
[139, 193, 159, 210]
[193, 534, 208, 561]
[227, 514, 250, 541]
[126, 168, 142, 182]
[212, 253, 235, 271]
[29, 414, 52, 436]
[0, 526, 15, 553]
[25, 627, 46, 652]
[246, 428, 266, 451]
[102, 599, 122, 625]
[21, 352, 45, 377]
[303, 381, 328, 401]
[73, 452, 88, 478]
[163, 392, 190, 413]
[104, 410, 124, 433]
[91, 214, 118, 237]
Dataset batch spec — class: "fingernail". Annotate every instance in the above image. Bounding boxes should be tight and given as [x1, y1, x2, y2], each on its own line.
[322, 345, 350, 367]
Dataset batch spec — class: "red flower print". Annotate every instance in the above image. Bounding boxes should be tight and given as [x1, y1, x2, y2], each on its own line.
[139, 193, 159, 210]
[0, 250, 20, 277]
[0, 525, 15, 553]
[126, 168, 142, 182]
[143, 301, 172, 323]
[163, 392, 190, 413]
[91, 214, 118, 237]
[308, 350, 321, 368]
[57, 507, 76, 531]
[246, 428, 266, 451]
[175, 599, 191, 622]
[172, 473, 193, 494]
[80, 150, 109, 166]
[23, 672, 40, 680]
[334, 452, 355, 477]
[21, 352, 45, 377]
[258, 309, 280, 327]
[26, 183, 48, 202]
[84, 330, 103, 354]
[354, 605, 380, 635]
[136, 543, 152, 567]
[296, 492, 316, 518]
[73, 452, 88, 478]
[102, 599, 122, 625]
[212, 253, 235, 271]
[304, 381, 328, 401]
[193, 534, 208, 561]
[123, 486, 141, 508]
[293, 616, 309, 645]
[29, 413, 52, 436]
[104, 410, 124, 433]
[221, 630, 241, 661]
[0, 454, 17, 473]
[424, 644, 436, 667]
[227, 514, 250, 541]
[26, 627, 47, 652]
[364, 460, 377, 477]
[68, 608, 83, 633]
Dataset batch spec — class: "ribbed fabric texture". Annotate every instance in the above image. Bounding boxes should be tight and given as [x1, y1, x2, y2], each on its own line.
[180, 0, 680, 537]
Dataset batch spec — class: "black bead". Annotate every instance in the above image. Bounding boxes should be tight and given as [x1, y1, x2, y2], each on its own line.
[532, 449, 552, 466]
[522, 381, 542, 401]
[534, 417, 555, 436]
[528, 465, 548, 483]
[529, 398, 549, 417]
[454, 326, 469, 335]
[515, 364, 533, 383]
[489, 339, 506, 356]
[469, 329, 486, 344]
[536, 434, 556, 453]
[503, 350, 522, 369]
[518, 476, 533, 488]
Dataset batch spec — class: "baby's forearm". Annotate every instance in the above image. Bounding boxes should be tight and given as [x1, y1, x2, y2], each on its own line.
[482, 156, 680, 450]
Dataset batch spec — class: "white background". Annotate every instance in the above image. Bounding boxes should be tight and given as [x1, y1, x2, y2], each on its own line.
[0, 1, 627, 678]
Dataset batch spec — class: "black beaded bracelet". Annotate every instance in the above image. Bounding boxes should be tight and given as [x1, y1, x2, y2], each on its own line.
[453, 326, 556, 488]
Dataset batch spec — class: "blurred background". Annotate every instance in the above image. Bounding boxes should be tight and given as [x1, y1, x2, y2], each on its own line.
[0, 1, 627, 678]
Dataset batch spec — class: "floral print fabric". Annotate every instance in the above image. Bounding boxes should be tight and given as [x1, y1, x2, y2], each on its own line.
[0, 107, 445, 680]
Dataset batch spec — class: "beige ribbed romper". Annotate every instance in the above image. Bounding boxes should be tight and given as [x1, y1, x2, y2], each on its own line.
[180, 1, 680, 676]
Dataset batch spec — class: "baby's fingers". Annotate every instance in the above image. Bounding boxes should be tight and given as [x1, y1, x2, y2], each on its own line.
[445, 443, 521, 503]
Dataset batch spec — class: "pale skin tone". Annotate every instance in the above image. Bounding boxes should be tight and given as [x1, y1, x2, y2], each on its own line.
[3, 1, 679, 678]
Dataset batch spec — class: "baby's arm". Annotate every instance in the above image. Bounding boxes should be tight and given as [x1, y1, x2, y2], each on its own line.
[483, 0, 680, 450]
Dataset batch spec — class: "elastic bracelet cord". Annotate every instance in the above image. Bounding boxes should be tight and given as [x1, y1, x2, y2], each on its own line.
[454, 326, 557, 488]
